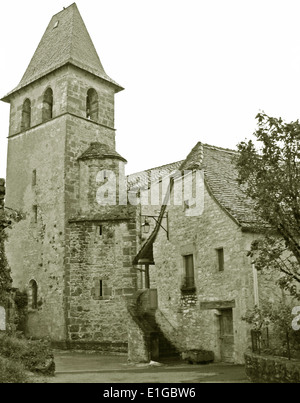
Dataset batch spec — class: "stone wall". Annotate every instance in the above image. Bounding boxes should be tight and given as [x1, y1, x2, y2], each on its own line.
[152, 175, 254, 364]
[65, 214, 138, 349]
[127, 313, 150, 363]
[5, 114, 67, 341]
[4, 54, 128, 346]
[7, 66, 69, 137]
[67, 66, 116, 130]
[244, 351, 300, 383]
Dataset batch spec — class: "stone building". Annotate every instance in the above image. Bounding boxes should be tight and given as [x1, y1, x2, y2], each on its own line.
[1, 3, 138, 351]
[2, 3, 268, 363]
[130, 142, 264, 364]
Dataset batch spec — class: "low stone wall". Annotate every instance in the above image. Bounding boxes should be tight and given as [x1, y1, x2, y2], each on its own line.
[51, 340, 128, 353]
[127, 313, 150, 363]
[244, 351, 300, 383]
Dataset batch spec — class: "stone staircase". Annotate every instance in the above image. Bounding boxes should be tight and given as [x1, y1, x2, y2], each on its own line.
[142, 312, 180, 361]
[127, 289, 181, 362]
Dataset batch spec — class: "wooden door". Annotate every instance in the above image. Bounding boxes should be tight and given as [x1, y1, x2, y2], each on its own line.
[219, 309, 234, 362]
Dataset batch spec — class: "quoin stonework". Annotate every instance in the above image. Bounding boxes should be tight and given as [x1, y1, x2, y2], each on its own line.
[1, 3, 278, 364]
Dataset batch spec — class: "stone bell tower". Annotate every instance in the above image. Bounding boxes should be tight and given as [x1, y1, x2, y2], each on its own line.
[1, 3, 138, 350]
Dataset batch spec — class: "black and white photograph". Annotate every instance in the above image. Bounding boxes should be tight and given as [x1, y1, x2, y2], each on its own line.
[0, 0, 300, 386]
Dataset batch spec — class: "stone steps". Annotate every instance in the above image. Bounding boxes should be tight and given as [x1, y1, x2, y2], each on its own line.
[142, 313, 180, 360]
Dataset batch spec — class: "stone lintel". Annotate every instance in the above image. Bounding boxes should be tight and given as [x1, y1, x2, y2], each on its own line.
[200, 300, 236, 310]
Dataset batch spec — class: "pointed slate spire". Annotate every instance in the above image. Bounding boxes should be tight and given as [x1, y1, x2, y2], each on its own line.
[2, 3, 123, 101]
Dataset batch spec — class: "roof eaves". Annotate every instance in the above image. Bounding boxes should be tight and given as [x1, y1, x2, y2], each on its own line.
[1, 61, 124, 103]
[203, 177, 242, 229]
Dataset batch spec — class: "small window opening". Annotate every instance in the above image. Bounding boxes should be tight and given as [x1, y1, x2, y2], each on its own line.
[29, 280, 38, 310]
[98, 225, 103, 236]
[33, 205, 38, 223]
[53, 21, 59, 29]
[217, 248, 224, 271]
[99, 280, 103, 298]
[32, 169, 37, 186]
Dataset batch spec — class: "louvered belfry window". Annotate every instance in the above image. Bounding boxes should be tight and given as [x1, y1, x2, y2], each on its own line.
[86, 88, 98, 121]
[42, 88, 53, 122]
[21, 98, 31, 131]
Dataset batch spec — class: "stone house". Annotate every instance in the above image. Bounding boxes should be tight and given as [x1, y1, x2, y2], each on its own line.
[130, 142, 265, 364]
[1, 3, 270, 364]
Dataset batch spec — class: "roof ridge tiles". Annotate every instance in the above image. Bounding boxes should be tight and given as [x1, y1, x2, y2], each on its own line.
[202, 143, 238, 154]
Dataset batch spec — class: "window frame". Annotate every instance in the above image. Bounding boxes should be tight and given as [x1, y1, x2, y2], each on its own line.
[181, 254, 196, 293]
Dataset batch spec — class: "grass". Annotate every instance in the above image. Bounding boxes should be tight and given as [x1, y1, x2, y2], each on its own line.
[0, 332, 55, 383]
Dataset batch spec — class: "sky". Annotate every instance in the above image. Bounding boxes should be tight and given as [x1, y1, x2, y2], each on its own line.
[1, 0, 300, 179]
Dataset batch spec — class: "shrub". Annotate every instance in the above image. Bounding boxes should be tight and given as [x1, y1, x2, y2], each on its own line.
[13, 290, 28, 332]
[0, 333, 55, 375]
[243, 301, 300, 359]
[0, 356, 28, 383]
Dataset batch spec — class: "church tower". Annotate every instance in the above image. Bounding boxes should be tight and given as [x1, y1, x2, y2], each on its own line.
[2, 4, 138, 350]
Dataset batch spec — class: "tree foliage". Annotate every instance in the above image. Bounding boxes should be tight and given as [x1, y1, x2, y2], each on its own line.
[0, 208, 23, 303]
[236, 112, 300, 296]
[242, 301, 300, 359]
[0, 211, 12, 302]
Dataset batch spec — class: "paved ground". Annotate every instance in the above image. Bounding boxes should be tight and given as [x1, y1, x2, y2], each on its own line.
[46, 350, 250, 383]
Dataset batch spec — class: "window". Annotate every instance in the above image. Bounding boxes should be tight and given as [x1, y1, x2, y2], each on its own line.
[94, 225, 103, 238]
[33, 205, 38, 223]
[32, 169, 37, 186]
[21, 98, 31, 131]
[182, 254, 195, 291]
[29, 280, 38, 309]
[93, 278, 111, 300]
[99, 280, 103, 297]
[86, 88, 98, 120]
[42, 88, 53, 122]
[216, 248, 224, 271]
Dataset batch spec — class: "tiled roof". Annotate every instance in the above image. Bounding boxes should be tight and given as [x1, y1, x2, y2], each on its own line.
[78, 142, 127, 162]
[2, 3, 123, 101]
[127, 160, 183, 191]
[128, 142, 260, 229]
[201, 143, 260, 229]
[133, 141, 263, 265]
